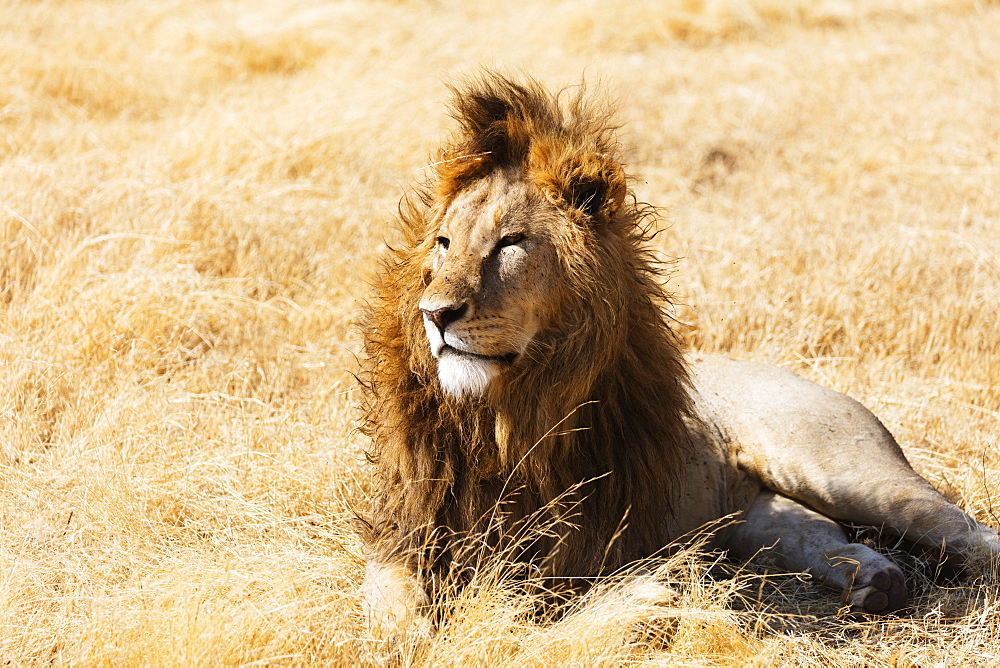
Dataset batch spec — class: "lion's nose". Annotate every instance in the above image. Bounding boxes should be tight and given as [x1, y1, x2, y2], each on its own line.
[421, 303, 468, 333]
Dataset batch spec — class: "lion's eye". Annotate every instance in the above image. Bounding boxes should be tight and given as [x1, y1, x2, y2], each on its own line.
[497, 232, 524, 248]
[436, 236, 450, 250]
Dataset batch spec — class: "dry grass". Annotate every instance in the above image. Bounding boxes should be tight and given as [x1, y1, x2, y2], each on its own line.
[2, 0, 1000, 664]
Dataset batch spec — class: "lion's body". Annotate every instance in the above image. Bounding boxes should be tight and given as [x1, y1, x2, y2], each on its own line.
[359, 73, 999, 636]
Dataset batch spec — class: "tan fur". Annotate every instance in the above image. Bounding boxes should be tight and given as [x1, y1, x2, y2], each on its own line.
[358, 73, 1000, 638]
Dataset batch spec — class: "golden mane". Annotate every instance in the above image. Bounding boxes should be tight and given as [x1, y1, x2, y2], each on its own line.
[359, 72, 693, 590]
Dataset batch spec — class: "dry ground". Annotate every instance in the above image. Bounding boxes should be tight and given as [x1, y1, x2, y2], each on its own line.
[2, 0, 1000, 664]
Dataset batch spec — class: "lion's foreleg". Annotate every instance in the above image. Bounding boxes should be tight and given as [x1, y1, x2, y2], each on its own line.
[727, 490, 908, 614]
[360, 557, 432, 641]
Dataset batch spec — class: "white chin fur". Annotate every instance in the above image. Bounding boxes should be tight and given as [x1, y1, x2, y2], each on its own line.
[437, 353, 498, 398]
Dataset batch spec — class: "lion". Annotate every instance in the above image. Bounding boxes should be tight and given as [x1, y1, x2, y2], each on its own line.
[358, 72, 1000, 637]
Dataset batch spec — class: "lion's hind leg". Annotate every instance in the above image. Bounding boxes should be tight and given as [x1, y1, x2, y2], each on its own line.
[727, 490, 907, 614]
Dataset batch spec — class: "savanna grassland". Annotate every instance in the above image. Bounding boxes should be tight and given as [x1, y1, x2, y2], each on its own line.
[3, 0, 1000, 664]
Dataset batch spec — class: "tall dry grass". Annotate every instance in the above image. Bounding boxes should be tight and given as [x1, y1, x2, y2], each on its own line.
[2, 0, 999, 664]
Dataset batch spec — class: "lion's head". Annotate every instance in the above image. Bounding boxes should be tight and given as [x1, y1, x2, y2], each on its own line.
[418, 174, 558, 398]
[415, 75, 636, 401]
[361, 73, 692, 579]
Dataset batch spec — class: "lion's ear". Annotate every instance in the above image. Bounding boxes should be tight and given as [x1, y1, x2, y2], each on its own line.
[569, 155, 627, 224]
[540, 152, 627, 226]
[447, 76, 551, 167]
[452, 92, 516, 161]
[437, 78, 546, 195]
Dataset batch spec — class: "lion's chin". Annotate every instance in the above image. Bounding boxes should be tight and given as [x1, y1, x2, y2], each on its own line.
[436, 348, 508, 398]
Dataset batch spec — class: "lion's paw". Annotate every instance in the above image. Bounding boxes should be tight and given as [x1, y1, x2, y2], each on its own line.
[845, 564, 907, 615]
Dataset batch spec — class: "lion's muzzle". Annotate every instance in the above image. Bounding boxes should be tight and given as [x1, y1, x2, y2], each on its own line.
[421, 303, 468, 335]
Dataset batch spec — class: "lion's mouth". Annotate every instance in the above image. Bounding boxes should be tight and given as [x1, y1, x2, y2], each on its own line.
[440, 345, 518, 365]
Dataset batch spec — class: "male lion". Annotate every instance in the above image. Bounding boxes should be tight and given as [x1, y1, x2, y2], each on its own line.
[358, 73, 999, 636]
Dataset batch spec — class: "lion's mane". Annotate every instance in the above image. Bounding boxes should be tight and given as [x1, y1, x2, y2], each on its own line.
[360, 73, 694, 589]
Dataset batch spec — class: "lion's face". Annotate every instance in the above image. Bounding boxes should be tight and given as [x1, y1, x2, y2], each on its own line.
[418, 171, 563, 398]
